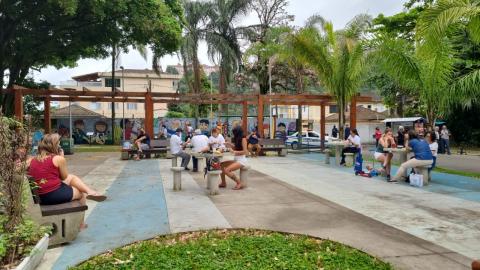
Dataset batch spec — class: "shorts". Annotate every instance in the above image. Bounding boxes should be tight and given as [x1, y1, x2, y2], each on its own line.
[234, 155, 248, 167]
[374, 152, 386, 160]
[39, 182, 73, 205]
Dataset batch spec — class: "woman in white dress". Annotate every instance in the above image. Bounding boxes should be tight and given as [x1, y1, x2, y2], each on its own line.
[220, 126, 248, 190]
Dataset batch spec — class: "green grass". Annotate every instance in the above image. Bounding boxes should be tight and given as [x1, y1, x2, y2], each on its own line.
[74, 145, 121, 153]
[72, 229, 392, 270]
[434, 167, 480, 179]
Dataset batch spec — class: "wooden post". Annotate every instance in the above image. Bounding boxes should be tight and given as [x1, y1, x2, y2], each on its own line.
[272, 115, 277, 138]
[14, 89, 23, 120]
[321, 103, 326, 150]
[44, 96, 51, 133]
[145, 93, 154, 136]
[350, 97, 357, 130]
[242, 100, 248, 133]
[257, 95, 264, 138]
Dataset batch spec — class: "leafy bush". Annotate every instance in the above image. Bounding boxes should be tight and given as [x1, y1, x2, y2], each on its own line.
[0, 115, 49, 267]
[165, 111, 186, 118]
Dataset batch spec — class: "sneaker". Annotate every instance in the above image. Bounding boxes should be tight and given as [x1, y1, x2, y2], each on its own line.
[387, 178, 398, 183]
[386, 175, 391, 181]
[184, 167, 190, 171]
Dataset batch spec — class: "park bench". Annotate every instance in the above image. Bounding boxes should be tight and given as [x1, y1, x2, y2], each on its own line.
[258, 139, 287, 157]
[413, 165, 431, 185]
[121, 139, 170, 160]
[26, 178, 87, 247]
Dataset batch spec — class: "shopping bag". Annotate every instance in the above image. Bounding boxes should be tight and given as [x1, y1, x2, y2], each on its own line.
[409, 173, 423, 187]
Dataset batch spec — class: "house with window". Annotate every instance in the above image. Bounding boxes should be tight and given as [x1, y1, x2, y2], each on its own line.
[57, 69, 181, 118]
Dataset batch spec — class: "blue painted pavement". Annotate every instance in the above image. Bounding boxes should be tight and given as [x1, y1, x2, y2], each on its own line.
[292, 153, 480, 203]
[52, 159, 170, 269]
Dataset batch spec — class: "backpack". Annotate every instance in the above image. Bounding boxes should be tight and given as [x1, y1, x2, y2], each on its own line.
[204, 156, 221, 178]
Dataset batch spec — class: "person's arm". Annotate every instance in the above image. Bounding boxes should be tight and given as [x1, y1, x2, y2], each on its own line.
[53, 155, 69, 180]
[135, 136, 146, 143]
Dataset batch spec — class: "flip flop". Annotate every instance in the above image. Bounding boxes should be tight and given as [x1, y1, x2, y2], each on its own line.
[86, 194, 107, 202]
[218, 184, 227, 188]
[232, 185, 244, 190]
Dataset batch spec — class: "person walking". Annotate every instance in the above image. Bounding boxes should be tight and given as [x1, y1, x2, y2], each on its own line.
[374, 127, 382, 147]
[396, 126, 406, 147]
[440, 125, 451, 155]
[170, 128, 191, 170]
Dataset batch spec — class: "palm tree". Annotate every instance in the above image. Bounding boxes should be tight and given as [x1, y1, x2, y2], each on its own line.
[415, 0, 480, 110]
[292, 14, 371, 138]
[205, 0, 251, 115]
[180, 0, 209, 94]
[373, 0, 480, 127]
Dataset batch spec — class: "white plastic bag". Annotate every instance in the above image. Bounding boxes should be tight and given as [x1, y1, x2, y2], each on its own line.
[409, 173, 423, 187]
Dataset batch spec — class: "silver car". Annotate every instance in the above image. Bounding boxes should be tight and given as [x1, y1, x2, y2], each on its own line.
[285, 131, 328, 149]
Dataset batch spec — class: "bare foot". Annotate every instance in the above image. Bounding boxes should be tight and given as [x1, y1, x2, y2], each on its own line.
[233, 182, 244, 190]
[80, 223, 88, 231]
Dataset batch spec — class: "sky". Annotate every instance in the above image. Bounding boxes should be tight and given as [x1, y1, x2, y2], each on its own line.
[34, 0, 406, 85]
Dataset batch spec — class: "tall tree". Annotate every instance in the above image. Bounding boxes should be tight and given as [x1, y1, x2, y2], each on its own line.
[292, 15, 371, 139]
[243, 0, 293, 94]
[0, 0, 183, 116]
[205, 0, 251, 115]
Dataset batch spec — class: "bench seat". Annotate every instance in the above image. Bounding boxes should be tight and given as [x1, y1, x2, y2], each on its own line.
[40, 201, 88, 217]
[258, 139, 287, 156]
[122, 139, 170, 159]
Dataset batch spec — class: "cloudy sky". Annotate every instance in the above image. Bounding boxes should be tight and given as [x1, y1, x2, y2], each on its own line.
[34, 0, 406, 85]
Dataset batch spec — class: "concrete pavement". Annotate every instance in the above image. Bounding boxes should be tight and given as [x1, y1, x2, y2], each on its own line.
[38, 152, 479, 270]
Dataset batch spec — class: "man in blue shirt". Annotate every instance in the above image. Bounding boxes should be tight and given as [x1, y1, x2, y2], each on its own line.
[391, 130, 433, 182]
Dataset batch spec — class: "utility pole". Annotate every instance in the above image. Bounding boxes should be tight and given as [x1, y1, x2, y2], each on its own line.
[111, 45, 116, 144]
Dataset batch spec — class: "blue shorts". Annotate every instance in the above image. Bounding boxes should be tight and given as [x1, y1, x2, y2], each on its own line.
[39, 182, 73, 205]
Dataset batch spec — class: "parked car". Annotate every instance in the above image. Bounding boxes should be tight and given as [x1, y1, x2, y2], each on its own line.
[285, 131, 329, 149]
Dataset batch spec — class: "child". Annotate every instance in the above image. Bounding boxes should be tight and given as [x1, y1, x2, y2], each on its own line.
[366, 165, 380, 177]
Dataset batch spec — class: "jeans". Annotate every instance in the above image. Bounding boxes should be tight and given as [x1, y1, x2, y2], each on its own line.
[443, 139, 451, 155]
[192, 156, 199, 171]
[393, 158, 433, 180]
[341, 147, 359, 164]
[174, 152, 191, 168]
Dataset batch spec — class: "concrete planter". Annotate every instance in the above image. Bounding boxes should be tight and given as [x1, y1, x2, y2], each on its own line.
[15, 234, 49, 270]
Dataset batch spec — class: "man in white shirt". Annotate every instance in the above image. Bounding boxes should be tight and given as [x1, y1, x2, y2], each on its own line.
[170, 128, 191, 170]
[340, 128, 362, 166]
[191, 129, 209, 172]
[208, 128, 226, 151]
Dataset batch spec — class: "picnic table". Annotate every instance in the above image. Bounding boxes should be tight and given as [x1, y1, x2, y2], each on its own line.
[326, 141, 346, 165]
[384, 147, 409, 178]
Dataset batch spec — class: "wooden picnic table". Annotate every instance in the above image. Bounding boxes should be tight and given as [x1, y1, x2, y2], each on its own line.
[326, 141, 346, 166]
[384, 147, 409, 178]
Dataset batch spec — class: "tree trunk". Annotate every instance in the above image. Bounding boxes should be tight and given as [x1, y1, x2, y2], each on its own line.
[219, 65, 228, 117]
[111, 46, 116, 142]
[295, 68, 304, 148]
[338, 100, 345, 140]
[192, 46, 201, 94]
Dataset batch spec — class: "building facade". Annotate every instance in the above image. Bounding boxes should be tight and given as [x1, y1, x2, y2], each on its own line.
[57, 69, 181, 118]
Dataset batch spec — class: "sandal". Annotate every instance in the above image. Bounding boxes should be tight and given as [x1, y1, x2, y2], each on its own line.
[86, 194, 107, 202]
[218, 184, 227, 188]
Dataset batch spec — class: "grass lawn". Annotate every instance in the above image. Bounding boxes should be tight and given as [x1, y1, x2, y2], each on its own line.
[72, 229, 392, 270]
[434, 167, 480, 179]
[74, 145, 121, 153]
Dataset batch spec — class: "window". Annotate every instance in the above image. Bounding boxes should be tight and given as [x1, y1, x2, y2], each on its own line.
[127, 103, 137, 110]
[108, 103, 120, 110]
[105, 78, 121, 87]
[329, 105, 338, 113]
[308, 132, 319, 138]
[90, 102, 101, 110]
[367, 105, 372, 109]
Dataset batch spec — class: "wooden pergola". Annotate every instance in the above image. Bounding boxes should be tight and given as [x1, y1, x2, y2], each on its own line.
[4, 85, 373, 148]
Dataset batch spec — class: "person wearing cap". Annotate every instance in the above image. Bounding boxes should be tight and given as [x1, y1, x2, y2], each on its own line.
[170, 128, 191, 170]
[190, 129, 209, 172]
[247, 127, 261, 157]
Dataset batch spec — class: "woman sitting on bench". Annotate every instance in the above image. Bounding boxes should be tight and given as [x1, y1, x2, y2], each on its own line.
[134, 128, 151, 161]
[391, 130, 433, 182]
[28, 134, 106, 220]
[220, 126, 248, 190]
[340, 128, 361, 166]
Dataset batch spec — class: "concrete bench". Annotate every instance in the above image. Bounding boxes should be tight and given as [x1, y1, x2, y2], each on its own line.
[207, 170, 221, 195]
[414, 165, 431, 185]
[240, 165, 250, 188]
[324, 149, 331, 165]
[171, 167, 183, 191]
[122, 139, 170, 160]
[258, 139, 287, 156]
[26, 178, 87, 247]
[191, 153, 206, 172]
[344, 153, 356, 167]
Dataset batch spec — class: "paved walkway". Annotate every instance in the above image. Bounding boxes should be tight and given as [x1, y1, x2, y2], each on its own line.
[38, 152, 479, 270]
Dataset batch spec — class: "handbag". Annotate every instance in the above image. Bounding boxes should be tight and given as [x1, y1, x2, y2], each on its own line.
[409, 173, 423, 187]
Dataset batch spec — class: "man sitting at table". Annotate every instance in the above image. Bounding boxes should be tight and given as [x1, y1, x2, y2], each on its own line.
[340, 128, 361, 166]
[170, 128, 191, 170]
[208, 128, 226, 151]
[391, 130, 433, 182]
[191, 129, 209, 172]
